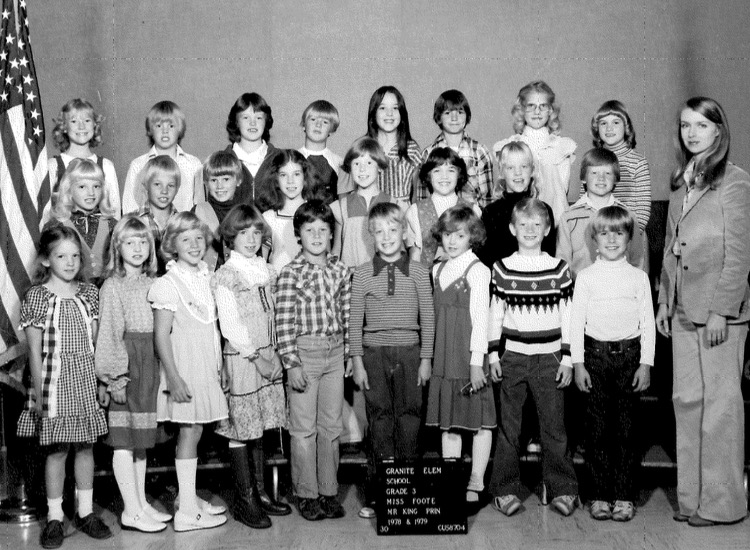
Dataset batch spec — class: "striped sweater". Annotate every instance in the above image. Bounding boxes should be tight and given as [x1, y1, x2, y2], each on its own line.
[349, 253, 435, 358]
[578, 143, 651, 229]
[489, 253, 573, 367]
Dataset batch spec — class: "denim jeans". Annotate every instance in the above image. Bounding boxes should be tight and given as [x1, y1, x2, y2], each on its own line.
[489, 350, 578, 498]
[581, 336, 641, 502]
[287, 334, 344, 499]
[362, 344, 422, 460]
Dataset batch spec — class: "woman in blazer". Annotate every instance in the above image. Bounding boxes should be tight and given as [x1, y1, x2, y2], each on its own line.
[656, 96, 750, 527]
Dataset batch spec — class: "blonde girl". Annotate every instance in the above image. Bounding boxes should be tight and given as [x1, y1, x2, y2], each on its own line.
[149, 212, 229, 531]
[478, 141, 556, 267]
[493, 81, 576, 225]
[95, 215, 169, 533]
[50, 98, 121, 217]
[48, 158, 117, 285]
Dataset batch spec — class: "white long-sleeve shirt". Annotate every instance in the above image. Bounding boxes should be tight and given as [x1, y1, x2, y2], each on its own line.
[569, 257, 655, 365]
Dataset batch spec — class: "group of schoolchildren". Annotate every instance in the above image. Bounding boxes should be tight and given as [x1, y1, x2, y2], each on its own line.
[21, 80, 658, 549]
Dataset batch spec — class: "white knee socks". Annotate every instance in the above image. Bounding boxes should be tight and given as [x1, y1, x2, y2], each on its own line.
[175, 457, 199, 513]
[468, 429, 493, 495]
[113, 449, 141, 517]
[441, 431, 462, 459]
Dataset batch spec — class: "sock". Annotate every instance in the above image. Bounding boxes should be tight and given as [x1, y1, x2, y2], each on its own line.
[47, 496, 64, 522]
[76, 487, 94, 517]
[175, 458, 199, 513]
[113, 449, 141, 517]
[134, 455, 148, 509]
[468, 429, 492, 495]
[228, 440, 246, 449]
[441, 432, 462, 459]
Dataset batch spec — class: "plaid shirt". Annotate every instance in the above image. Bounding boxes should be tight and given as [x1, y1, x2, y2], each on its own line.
[274, 252, 352, 370]
[416, 132, 495, 208]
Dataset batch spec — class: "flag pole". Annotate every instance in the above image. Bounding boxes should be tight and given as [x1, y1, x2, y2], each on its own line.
[0, 350, 37, 523]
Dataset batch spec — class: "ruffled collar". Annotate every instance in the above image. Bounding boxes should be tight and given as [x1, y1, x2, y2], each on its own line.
[522, 126, 551, 149]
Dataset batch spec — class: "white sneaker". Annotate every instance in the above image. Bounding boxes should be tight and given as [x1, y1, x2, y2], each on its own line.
[143, 503, 173, 523]
[120, 511, 167, 533]
[173, 510, 227, 532]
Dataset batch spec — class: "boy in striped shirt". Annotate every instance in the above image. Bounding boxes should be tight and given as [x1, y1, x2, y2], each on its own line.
[487, 198, 579, 518]
[350, 202, 435, 514]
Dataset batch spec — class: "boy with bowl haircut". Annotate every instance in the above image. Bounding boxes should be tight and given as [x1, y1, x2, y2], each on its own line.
[571, 205, 655, 522]
[299, 100, 343, 203]
[122, 100, 204, 214]
[275, 200, 351, 522]
[557, 148, 646, 279]
[415, 89, 494, 208]
[488, 198, 579, 518]
[351, 202, 434, 458]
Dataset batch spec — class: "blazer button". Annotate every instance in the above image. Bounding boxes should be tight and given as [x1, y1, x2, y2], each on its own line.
[683, 265, 688, 270]
[681, 242, 686, 246]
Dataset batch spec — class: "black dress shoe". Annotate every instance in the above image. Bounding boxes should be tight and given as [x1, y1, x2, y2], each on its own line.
[40, 520, 64, 549]
[74, 513, 113, 540]
[258, 488, 292, 516]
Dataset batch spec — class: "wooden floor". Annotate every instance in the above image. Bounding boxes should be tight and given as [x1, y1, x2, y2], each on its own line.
[1, 473, 749, 550]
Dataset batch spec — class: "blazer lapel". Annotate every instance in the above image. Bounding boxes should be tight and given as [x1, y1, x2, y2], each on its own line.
[679, 185, 710, 222]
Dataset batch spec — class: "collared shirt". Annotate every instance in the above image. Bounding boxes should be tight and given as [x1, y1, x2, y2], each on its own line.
[138, 202, 178, 242]
[274, 252, 351, 370]
[417, 132, 494, 208]
[350, 252, 434, 357]
[122, 145, 203, 214]
[380, 140, 422, 199]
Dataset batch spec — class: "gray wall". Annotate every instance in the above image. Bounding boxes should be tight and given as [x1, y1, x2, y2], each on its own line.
[34, 0, 750, 202]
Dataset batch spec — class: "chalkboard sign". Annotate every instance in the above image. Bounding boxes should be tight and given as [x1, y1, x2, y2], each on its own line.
[376, 458, 468, 536]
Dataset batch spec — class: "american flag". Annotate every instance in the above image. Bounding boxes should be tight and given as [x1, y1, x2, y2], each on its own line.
[0, 0, 49, 381]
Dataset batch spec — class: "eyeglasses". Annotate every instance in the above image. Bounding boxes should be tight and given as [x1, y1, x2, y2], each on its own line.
[524, 103, 551, 113]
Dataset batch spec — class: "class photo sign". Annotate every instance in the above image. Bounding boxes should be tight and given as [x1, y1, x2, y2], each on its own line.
[376, 458, 468, 535]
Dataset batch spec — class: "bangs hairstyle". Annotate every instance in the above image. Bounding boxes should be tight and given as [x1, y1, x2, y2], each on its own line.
[366, 85, 413, 161]
[106, 215, 157, 278]
[226, 92, 273, 144]
[496, 141, 539, 199]
[671, 96, 730, 191]
[432, 204, 486, 250]
[433, 89, 472, 127]
[146, 100, 186, 146]
[342, 137, 388, 173]
[52, 158, 115, 221]
[293, 199, 335, 238]
[510, 197, 551, 229]
[579, 147, 620, 184]
[266, 149, 328, 210]
[220, 203, 270, 249]
[590, 205, 635, 241]
[138, 154, 181, 195]
[32, 224, 86, 285]
[591, 100, 636, 149]
[160, 211, 213, 262]
[203, 150, 243, 184]
[301, 100, 340, 133]
[368, 201, 405, 233]
[511, 80, 562, 135]
[418, 147, 468, 194]
[52, 98, 103, 152]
